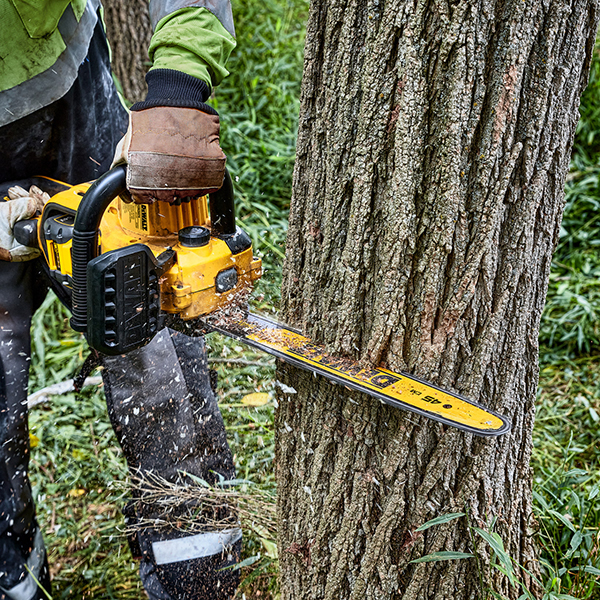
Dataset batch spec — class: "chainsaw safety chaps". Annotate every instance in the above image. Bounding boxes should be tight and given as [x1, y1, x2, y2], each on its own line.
[0, 524, 51, 600]
[0, 262, 47, 541]
[102, 328, 235, 486]
[102, 328, 240, 599]
[140, 532, 242, 600]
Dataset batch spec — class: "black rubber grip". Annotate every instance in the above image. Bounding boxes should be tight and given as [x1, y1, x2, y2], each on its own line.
[13, 219, 38, 248]
[70, 166, 127, 332]
[209, 169, 236, 236]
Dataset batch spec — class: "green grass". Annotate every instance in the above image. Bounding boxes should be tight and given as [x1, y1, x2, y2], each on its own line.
[23, 3, 600, 599]
[540, 170, 600, 356]
[541, 43, 600, 358]
[533, 361, 600, 599]
[215, 0, 308, 310]
[531, 40, 600, 599]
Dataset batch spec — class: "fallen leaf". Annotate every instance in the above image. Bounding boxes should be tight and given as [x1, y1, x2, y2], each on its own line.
[241, 392, 270, 406]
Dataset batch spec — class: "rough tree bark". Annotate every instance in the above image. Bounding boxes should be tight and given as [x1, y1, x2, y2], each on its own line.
[276, 1, 599, 599]
[102, 0, 152, 104]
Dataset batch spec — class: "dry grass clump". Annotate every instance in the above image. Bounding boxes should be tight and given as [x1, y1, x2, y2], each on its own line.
[120, 471, 277, 543]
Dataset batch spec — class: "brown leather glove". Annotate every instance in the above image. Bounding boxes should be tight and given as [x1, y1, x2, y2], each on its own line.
[112, 69, 226, 205]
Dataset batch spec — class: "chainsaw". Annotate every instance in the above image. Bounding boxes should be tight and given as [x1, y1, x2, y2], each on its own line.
[8, 166, 511, 437]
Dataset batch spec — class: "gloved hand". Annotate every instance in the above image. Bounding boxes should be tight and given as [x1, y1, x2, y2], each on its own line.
[112, 69, 226, 205]
[0, 185, 49, 262]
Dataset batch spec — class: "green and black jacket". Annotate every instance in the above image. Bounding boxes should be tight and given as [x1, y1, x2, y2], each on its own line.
[0, 0, 236, 126]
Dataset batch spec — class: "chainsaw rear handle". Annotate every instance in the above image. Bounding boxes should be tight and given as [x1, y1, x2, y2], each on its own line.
[69, 165, 237, 333]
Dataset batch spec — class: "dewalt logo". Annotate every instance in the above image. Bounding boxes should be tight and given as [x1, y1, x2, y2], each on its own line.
[141, 204, 148, 231]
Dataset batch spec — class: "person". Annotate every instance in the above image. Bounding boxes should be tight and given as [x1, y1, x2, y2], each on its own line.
[0, 2, 242, 598]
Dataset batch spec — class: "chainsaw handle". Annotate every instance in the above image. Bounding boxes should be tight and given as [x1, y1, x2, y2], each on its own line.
[70, 165, 127, 333]
[209, 169, 236, 236]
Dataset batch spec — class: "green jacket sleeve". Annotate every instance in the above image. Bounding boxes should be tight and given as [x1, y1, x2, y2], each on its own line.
[149, 7, 236, 90]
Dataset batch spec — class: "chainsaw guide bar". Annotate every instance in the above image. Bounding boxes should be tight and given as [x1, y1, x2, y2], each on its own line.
[203, 313, 511, 437]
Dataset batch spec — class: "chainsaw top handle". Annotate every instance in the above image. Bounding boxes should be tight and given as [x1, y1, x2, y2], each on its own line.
[69, 165, 237, 333]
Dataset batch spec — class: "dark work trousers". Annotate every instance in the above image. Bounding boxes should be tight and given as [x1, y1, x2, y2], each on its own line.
[0, 16, 239, 600]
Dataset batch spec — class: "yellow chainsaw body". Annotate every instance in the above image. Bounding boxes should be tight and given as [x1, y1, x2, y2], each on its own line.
[12, 174, 512, 436]
[40, 181, 262, 320]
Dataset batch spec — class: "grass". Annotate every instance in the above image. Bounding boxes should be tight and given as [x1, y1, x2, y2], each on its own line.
[529, 40, 600, 600]
[22, 2, 600, 599]
[532, 361, 600, 599]
[540, 43, 600, 357]
[215, 0, 307, 310]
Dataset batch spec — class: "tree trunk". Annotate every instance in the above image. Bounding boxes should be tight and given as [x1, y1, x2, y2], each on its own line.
[276, 1, 599, 599]
[102, 0, 153, 104]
